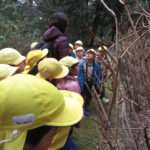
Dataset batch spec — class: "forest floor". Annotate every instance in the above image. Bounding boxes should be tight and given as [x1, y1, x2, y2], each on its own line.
[73, 83, 112, 150]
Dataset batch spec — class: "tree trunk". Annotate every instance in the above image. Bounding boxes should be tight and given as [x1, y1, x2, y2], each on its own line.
[89, 2, 100, 47]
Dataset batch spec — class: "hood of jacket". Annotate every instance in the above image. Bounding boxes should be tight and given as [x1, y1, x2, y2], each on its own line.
[43, 26, 63, 41]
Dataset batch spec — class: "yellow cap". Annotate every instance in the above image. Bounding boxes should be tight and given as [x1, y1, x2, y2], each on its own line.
[75, 40, 83, 46]
[49, 90, 83, 150]
[26, 49, 48, 67]
[69, 43, 74, 49]
[30, 42, 38, 49]
[98, 46, 108, 51]
[23, 49, 48, 74]
[48, 127, 70, 150]
[0, 130, 27, 150]
[76, 46, 84, 52]
[0, 74, 83, 130]
[86, 48, 95, 54]
[60, 90, 84, 106]
[0, 48, 25, 65]
[59, 56, 79, 68]
[37, 58, 69, 80]
[48, 90, 83, 126]
[0, 64, 18, 80]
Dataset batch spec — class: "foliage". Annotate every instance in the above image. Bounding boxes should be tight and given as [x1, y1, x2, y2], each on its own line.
[0, 0, 126, 53]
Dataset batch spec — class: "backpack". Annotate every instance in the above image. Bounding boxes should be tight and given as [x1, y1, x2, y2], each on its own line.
[34, 34, 65, 58]
[29, 35, 62, 75]
[34, 39, 57, 59]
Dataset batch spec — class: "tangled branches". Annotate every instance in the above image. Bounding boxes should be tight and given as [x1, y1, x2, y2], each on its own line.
[91, 0, 150, 150]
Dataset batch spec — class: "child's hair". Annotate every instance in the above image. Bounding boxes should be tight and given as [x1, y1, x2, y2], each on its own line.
[69, 63, 78, 76]
[28, 58, 44, 75]
[28, 65, 38, 75]
[25, 126, 52, 147]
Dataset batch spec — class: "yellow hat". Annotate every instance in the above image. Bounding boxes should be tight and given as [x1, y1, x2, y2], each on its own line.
[0, 48, 25, 65]
[0, 64, 18, 80]
[0, 74, 83, 130]
[60, 90, 84, 106]
[98, 46, 108, 51]
[48, 90, 84, 150]
[0, 130, 27, 150]
[23, 49, 48, 74]
[75, 40, 83, 46]
[37, 58, 69, 80]
[76, 46, 84, 52]
[30, 42, 38, 49]
[59, 56, 79, 68]
[48, 127, 70, 150]
[26, 49, 48, 67]
[86, 48, 95, 54]
[69, 43, 74, 49]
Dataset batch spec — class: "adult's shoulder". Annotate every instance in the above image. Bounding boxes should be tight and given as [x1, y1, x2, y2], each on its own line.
[55, 35, 68, 44]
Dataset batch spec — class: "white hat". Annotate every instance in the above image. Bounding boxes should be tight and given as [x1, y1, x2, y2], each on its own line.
[76, 47, 84, 52]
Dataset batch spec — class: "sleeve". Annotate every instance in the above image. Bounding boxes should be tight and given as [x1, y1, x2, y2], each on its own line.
[95, 63, 101, 86]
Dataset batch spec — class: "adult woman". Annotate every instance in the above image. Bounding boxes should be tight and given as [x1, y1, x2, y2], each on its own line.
[43, 12, 70, 60]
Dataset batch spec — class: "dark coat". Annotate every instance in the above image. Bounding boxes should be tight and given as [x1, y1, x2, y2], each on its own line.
[43, 26, 70, 60]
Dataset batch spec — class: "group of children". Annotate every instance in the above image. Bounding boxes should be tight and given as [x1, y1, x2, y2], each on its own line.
[0, 40, 109, 150]
[69, 40, 109, 115]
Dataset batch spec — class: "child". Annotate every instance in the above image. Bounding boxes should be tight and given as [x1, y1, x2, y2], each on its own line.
[23, 49, 48, 74]
[57, 56, 81, 150]
[97, 46, 109, 79]
[97, 46, 109, 103]
[36, 57, 82, 150]
[78, 49, 101, 116]
[49, 90, 84, 150]
[36, 58, 69, 81]
[75, 47, 85, 63]
[0, 74, 83, 150]
[0, 48, 26, 73]
[69, 43, 76, 58]
[74, 40, 83, 49]
[58, 56, 80, 93]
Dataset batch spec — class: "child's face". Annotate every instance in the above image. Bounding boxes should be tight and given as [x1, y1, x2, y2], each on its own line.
[73, 65, 79, 76]
[98, 50, 106, 58]
[16, 60, 26, 73]
[76, 50, 84, 58]
[86, 52, 94, 60]
[70, 64, 79, 76]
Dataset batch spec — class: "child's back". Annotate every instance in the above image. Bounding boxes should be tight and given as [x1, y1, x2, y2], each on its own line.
[56, 75, 80, 94]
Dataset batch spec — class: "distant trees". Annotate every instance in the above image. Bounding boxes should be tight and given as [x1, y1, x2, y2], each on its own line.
[0, 0, 149, 54]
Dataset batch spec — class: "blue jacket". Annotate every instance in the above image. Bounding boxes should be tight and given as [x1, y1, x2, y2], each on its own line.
[78, 60, 101, 91]
[70, 52, 76, 58]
